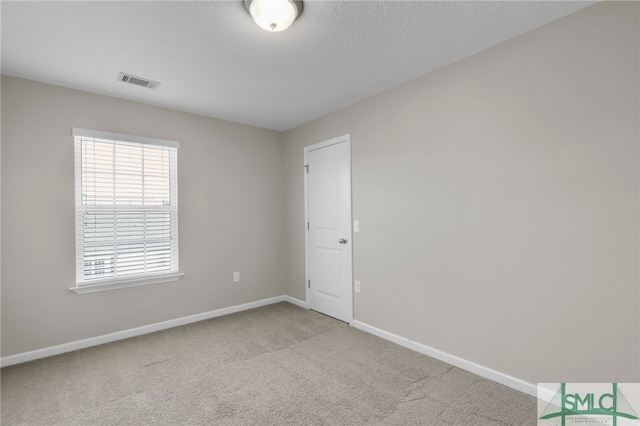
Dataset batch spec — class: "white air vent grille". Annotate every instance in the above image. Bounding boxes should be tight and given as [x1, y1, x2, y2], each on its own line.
[117, 72, 160, 90]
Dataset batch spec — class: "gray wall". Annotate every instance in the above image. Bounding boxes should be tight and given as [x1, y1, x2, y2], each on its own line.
[283, 1, 639, 384]
[1, 76, 285, 357]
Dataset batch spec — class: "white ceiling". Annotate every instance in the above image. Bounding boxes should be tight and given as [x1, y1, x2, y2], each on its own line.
[1, 1, 595, 131]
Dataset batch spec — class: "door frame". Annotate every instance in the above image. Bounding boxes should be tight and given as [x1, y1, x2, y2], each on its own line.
[303, 134, 353, 323]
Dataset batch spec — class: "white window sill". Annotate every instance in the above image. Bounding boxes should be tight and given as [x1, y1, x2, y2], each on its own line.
[69, 272, 184, 294]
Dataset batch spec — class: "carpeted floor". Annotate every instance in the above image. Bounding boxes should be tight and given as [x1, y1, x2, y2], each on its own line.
[1, 302, 537, 425]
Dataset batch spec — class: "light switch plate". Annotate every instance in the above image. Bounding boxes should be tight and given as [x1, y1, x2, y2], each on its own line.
[233, 272, 240, 282]
[354, 220, 360, 233]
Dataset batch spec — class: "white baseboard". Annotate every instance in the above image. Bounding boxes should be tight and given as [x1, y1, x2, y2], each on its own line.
[283, 295, 308, 309]
[1, 295, 297, 368]
[351, 320, 537, 397]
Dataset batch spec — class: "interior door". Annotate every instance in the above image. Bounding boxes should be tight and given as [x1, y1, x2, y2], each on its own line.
[305, 135, 353, 323]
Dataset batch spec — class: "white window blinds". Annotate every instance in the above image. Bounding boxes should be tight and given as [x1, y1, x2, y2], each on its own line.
[73, 128, 180, 289]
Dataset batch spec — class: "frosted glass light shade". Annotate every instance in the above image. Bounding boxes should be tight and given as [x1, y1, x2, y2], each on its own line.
[245, 0, 302, 32]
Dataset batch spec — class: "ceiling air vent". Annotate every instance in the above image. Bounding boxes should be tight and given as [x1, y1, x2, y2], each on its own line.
[117, 72, 160, 90]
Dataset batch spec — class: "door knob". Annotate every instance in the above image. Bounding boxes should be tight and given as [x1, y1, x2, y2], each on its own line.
[339, 238, 348, 244]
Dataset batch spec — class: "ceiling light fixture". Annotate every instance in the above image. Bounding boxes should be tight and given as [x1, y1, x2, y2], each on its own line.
[244, 0, 303, 32]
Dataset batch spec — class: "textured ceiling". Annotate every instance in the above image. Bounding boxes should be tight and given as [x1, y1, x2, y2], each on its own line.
[1, 1, 595, 131]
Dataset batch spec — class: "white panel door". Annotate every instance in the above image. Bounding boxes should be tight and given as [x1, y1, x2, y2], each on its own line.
[305, 135, 352, 323]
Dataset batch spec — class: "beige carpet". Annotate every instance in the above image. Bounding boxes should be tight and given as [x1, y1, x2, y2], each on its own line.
[1, 302, 537, 425]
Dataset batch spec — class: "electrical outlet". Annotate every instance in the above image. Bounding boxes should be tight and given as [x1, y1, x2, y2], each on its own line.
[354, 220, 360, 233]
[354, 280, 360, 293]
[233, 271, 240, 282]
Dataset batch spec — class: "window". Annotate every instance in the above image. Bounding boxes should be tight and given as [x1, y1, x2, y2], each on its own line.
[71, 128, 182, 294]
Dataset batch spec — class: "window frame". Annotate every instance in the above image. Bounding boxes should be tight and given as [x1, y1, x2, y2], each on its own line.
[70, 128, 183, 294]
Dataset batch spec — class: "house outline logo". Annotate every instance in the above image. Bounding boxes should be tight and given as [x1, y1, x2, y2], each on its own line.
[539, 383, 639, 426]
